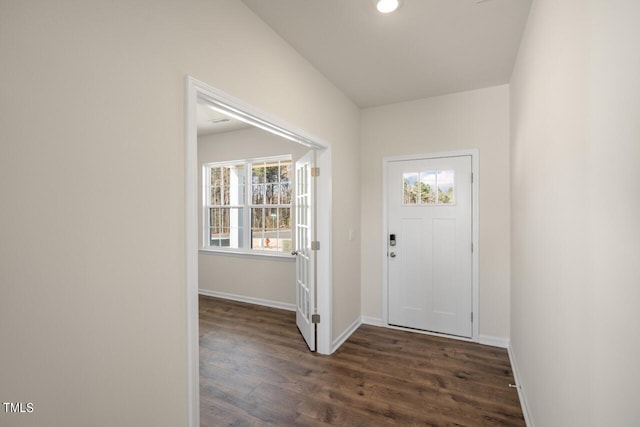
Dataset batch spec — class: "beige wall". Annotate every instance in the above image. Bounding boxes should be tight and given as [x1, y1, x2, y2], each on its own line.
[199, 252, 296, 305]
[197, 127, 309, 305]
[360, 85, 511, 341]
[0, 1, 360, 426]
[510, 0, 640, 425]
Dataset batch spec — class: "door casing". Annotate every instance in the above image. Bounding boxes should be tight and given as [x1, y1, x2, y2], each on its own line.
[382, 150, 479, 342]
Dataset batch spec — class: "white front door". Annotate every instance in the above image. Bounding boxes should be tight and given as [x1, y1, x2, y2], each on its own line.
[294, 151, 316, 351]
[387, 155, 473, 338]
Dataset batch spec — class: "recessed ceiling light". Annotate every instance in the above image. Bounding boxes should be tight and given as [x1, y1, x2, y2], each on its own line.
[376, 0, 401, 13]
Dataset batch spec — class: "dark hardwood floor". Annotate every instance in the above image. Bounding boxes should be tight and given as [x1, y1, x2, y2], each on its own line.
[199, 295, 525, 426]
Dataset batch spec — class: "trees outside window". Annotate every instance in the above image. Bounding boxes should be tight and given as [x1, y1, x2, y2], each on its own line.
[203, 156, 292, 254]
[403, 170, 455, 205]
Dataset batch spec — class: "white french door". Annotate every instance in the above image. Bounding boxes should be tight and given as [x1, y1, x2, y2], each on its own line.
[387, 155, 473, 338]
[294, 151, 316, 351]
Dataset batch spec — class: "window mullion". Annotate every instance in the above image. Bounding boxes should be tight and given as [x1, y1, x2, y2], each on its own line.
[244, 160, 251, 251]
[203, 166, 211, 248]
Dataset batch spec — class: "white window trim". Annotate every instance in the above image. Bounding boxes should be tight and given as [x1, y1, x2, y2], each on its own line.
[201, 154, 293, 258]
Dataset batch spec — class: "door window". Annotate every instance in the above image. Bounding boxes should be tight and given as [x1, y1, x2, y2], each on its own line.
[402, 169, 455, 205]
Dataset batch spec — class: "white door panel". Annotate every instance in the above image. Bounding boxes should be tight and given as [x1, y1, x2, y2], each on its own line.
[387, 156, 473, 338]
[295, 151, 315, 351]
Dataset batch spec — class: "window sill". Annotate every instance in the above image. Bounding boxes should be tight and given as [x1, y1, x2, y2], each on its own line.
[198, 248, 295, 261]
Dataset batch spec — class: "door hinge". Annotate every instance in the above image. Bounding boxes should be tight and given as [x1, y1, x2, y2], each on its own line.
[471, 312, 473, 323]
[311, 241, 320, 250]
[471, 242, 474, 253]
[471, 173, 474, 184]
[311, 167, 320, 177]
[311, 313, 320, 324]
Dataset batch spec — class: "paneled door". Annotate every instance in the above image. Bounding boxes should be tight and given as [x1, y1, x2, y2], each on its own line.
[387, 155, 473, 338]
[294, 151, 316, 351]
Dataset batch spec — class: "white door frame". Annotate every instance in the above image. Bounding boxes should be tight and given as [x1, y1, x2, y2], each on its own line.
[381, 149, 479, 343]
[184, 76, 333, 427]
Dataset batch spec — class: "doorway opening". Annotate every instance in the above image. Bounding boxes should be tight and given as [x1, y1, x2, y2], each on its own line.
[185, 76, 333, 427]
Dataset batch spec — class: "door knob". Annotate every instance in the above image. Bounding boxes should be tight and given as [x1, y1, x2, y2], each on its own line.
[291, 250, 298, 256]
[389, 252, 396, 258]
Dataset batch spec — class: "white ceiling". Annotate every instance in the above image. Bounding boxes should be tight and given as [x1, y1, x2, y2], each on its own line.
[241, 0, 532, 108]
[197, 101, 251, 136]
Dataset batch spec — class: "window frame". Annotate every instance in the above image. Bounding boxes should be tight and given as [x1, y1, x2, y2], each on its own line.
[402, 169, 457, 207]
[201, 155, 293, 258]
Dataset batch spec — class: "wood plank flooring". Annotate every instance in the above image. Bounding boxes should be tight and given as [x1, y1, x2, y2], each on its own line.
[199, 295, 525, 426]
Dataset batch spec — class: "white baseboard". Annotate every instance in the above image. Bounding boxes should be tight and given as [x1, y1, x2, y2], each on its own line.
[508, 343, 533, 427]
[479, 334, 510, 348]
[331, 317, 362, 353]
[361, 316, 383, 326]
[198, 289, 296, 312]
[362, 317, 491, 347]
